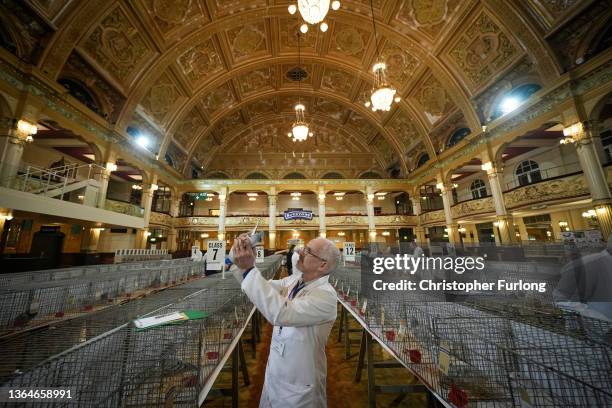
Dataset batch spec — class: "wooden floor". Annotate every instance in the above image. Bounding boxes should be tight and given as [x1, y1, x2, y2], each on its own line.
[205, 308, 428, 407]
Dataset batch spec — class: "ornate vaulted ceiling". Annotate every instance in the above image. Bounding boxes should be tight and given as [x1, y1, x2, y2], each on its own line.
[3, 0, 594, 179]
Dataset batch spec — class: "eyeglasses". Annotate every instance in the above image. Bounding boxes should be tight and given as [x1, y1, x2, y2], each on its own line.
[303, 246, 327, 262]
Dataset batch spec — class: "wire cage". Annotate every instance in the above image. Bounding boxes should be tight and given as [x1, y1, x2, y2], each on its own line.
[0, 255, 282, 407]
[332, 257, 612, 408]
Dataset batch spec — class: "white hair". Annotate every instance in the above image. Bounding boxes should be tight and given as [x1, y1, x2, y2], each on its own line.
[316, 238, 341, 274]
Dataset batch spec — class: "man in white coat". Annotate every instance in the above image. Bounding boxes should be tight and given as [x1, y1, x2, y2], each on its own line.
[232, 234, 340, 407]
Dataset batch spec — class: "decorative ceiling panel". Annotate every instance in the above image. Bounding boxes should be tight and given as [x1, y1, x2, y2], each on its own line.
[142, 0, 208, 36]
[201, 82, 236, 116]
[330, 22, 370, 60]
[372, 135, 397, 166]
[194, 134, 219, 164]
[313, 99, 347, 122]
[238, 67, 273, 96]
[346, 111, 377, 137]
[177, 37, 224, 86]
[446, 9, 520, 91]
[226, 21, 268, 62]
[246, 98, 276, 118]
[173, 107, 206, 150]
[387, 110, 420, 151]
[80, 5, 155, 85]
[279, 17, 318, 50]
[321, 67, 355, 96]
[411, 71, 456, 125]
[215, 110, 243, 137]
[394, 0, 462, 41]
[140, 71, 184, 124]
[380, 40, 420, 89]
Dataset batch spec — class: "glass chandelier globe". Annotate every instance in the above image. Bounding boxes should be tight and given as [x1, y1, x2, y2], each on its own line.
[298, 0, 330, 24]
[367, 62, 399, 112]
[291, 103, 310, 141]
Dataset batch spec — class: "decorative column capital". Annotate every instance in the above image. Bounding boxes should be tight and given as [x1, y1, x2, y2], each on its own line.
[268, 194, 277, 205]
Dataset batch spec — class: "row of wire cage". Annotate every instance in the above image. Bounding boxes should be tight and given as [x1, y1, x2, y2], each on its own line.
[334, 255, 612, 408]
[0, 258, 207, 334]
[0, 255, 283, 407]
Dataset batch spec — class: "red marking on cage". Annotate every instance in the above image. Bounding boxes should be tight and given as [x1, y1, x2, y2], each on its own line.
[182, 375, 198, 388]
[83, 305, 93, 311]
[359, 310, 365, 317]
[448, 384, 468, 408]
[55, 312, 65, 318]
[385, 330, 395, 341]
[350, 300, 357, 307]
[207, 351, 219, 360]
[223, 332, 232, 340]
[408, 349, 421, 364]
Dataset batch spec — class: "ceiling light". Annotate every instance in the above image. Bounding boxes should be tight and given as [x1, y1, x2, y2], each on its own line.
[338, 231, 345, 236]
[106, 162, 118, 172]
[320, 22, 328, 32]
[375, 192, 387, 196]
[300, 23, 308, 34]
[332, 0, 341, 10]
[334, 192, 345, 196]
[201, 233, 209, 238]
[205, 197, 212, 201]
[500, 96, 521, 115]
[290, 34, 312, 142]
[289, 1, 339, 32]
[17, 120, 37, 136]
[381, 231, 390, 236]
[292, 196, 300, 201]
[288, 4, 297, 14]
[249, 197, 256, 201]
[5, 214, 13, 220]
[377, 196, 385, 200]
[247, 193, 258, 197]
[367, 0, 399, 112]
[137, 135, 150, 148]
[335, 196, 343, 200]
[290, 192, 301, 197]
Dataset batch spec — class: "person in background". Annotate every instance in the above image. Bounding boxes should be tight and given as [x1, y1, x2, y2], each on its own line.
[286, 244, 295, 276]
[231, 235, 340, 407]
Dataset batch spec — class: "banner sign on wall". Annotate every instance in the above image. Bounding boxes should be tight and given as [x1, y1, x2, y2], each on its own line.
[283, 210, 313, 221]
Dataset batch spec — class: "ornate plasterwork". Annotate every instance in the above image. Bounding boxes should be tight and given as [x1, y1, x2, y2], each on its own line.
[150, 211, 173, 227]
[177, 217, 218, 227]
[380, 40, 420, 88]
[346, 111, 377, 137]
[429, 110, 467, 153]
[226, 22, 267, 61]
[246, 98, 275, 118]
[226, 216, 267, 226]
[215, 111, 243, 137]
[321, 67, 354, 96]
[538, 0, 580, 17]
[406, 142, 427, 170]
[193, 135, 218, 164]
[313, 99, 346, 122]
[372, 135, 397, 166]
[165, 142, 187, 171]
[147, 0, 207, 35]
[451, 196, 494, 219]
[141, 72, 182, 123]
[448, 10, 519, 91]
[331, 23, 370, 59]
[504, 173, 589, 209]
[395, 0, 461, 40]
[177, 38, 224, 85]
[413, 73, 455, 124]
[373, 215, 418, 225]
[420, 209, 445, 224]
[0, 0, 53, 64]
[279, 18, 317, 49]
[81, 6, 153, 84]
[201, 83, 235, 116]
[387, 111, 420, 151]
[174, 107, 206, 150]
[238, 67, 272, 95]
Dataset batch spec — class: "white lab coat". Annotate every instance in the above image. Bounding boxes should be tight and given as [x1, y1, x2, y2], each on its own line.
[238, 255, 337, 407]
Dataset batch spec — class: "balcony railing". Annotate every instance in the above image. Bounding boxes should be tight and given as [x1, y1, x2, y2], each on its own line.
[504, 162, 582, 191]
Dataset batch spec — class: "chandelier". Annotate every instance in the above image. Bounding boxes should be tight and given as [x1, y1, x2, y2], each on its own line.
[288, 32, 313, 142]
[288, 0, 341, 33]
[364, 0, 400, 112]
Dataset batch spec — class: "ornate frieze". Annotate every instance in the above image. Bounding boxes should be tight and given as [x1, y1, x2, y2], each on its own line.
[150, 211, 173, 227]
[420, 209, 445, 224]
[451, 197, 494, 219]
[504, 174, 590, 209]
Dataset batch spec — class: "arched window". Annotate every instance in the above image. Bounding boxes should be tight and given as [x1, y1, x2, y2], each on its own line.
[58, 78, 102, 116]
[245, 172, 269, 179]
[164, 153, 174, 168]
[447, 128, 471, 148]
[359, 171, 382, 179]
[491, 83, 542, 120]
[416, 154, 429, 168]
[470, 179, 487, 199]
[516, 160, 541, 186]
[322, 172, 344, 179]
[283, 172, 306, 179]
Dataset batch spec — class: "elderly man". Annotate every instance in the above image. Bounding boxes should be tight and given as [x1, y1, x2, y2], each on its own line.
[232, 235, 340, 407]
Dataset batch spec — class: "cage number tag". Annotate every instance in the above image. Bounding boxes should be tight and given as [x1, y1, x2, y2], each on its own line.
[360, 299, 368, 315]
[255, 246, 265, 263]
[399, 319, 407, 337]
[438, 341, 450, 375]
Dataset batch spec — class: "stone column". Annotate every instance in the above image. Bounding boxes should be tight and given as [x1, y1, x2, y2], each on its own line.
[365, 186, 376, 241]
[141, 177, 157, 227]
[97, 167, 111, 208]
[217, 186, 228, 241]
[318, 186, 326, 238]
[410, 197, 426, 245]
[0, 118, 28, 188]
[135, 228, 149, 249]
[268, 190, 277, 250]
[484, 164, 518, 244]
[439, 183, 459, 244]
[166, 197, 180, 252]
[571, 122, 612, 240]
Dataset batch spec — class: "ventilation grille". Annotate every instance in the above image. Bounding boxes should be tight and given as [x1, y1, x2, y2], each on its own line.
[286, 66, 308, 81]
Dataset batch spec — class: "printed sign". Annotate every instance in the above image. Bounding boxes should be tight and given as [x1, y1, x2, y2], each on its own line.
[206, 240, 225, 270]
[343, 242, 356, 262]
[283, 210, 313, 221]
[191, 245, 200, 257]
[256, 246, 265, 264]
